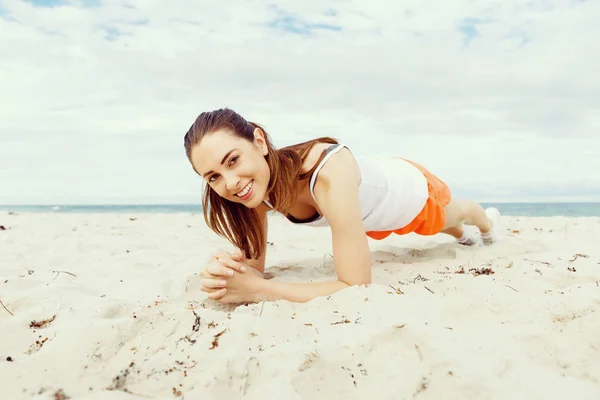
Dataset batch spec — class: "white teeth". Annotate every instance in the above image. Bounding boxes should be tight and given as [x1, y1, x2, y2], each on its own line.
[236, 181, 253, 197]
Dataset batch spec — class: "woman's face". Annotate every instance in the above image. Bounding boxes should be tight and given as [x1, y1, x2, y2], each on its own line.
[190, 128, 270, 208]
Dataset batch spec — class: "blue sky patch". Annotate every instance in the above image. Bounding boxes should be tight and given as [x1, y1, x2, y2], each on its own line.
[22, 0, 100, 7]
[97, 20, 145, 42]
[0, 3, 17, 21]
[266, 7, 341, 35]
[458, 17, 482, 45]
[22, 0, 65, 6]
[102, 26, 120, 41]
[129, 18, 149, 26]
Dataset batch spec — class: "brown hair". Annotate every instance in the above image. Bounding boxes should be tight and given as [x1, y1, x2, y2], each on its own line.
[183, 108, 337, 259]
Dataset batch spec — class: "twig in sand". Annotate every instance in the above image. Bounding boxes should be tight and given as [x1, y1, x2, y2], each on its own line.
[259, 300, 266, 317]
[331, 318, 352, 325]
[569, 253, 589, 262]
[414, 344, 423, 361]
[524, 259, 552, 267]
[30, 315, 56, 329]
[412, 274, 429, 283]
[505, 285, 518, 292]
[388, 284, 404, 294]
[209, 329, 227, 350]
[1, 298, 14, 316]
[54, 270, 76, 277]
[50, 270, 77, 283]
[424, 286, 435, 294]
[191, 310, 201, 332]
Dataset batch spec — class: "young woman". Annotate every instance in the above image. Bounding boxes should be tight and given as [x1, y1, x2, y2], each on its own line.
[184, 108, 501, 304]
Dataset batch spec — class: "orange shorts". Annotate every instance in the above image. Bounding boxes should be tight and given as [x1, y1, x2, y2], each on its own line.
[366, 159, 452, 240]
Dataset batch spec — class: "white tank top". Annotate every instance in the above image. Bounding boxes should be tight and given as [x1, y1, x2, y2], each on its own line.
[265, 144, 429, 232]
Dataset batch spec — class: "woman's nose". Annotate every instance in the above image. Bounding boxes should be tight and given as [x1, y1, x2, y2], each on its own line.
[225, 174, 241, 192]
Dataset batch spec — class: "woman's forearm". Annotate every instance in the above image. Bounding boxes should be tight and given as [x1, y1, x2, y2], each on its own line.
[255, 279, 350, 303]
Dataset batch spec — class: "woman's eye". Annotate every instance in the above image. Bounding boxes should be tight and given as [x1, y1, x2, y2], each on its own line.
[229, 156, 239, 165]
[208, 174, 219, 183]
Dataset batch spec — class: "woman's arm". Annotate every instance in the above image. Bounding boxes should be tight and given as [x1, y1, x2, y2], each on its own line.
[252, 148, 372, 303]
[201, 203, 269, 301]
[255, 280, 351, 303]
[243, 202, 270, 276]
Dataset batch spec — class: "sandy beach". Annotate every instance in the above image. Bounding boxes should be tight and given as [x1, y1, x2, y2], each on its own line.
[1, 211, 599, 399]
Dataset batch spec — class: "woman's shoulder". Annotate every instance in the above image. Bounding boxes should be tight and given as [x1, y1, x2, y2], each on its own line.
[308, 143, 361, 188]
[301, 142, 337, 172]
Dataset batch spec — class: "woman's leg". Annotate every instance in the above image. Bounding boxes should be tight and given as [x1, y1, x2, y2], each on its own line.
[441, 198, 500, 245]
[441, 223, 480, 246]
[441, 224, 466, 238]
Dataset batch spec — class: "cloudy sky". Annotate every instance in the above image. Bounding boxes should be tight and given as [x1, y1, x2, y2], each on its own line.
[1, 0, 598, 204]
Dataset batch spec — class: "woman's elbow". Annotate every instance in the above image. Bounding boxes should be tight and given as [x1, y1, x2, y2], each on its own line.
[338, 265, 372, 286]
[340, 277, 371, 286]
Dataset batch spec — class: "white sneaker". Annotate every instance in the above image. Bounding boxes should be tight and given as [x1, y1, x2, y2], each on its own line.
[481, 207, 501, 245]
[457, 225, 481, 246]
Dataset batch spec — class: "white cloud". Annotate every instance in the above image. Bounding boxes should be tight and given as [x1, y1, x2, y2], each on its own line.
[1, 0, 599, 204]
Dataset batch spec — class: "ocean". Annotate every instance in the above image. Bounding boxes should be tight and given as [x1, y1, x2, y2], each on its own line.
[1, 203, 600, 217]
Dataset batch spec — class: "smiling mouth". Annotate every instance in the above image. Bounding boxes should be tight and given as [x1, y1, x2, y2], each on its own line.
[235, 180, 254, 199]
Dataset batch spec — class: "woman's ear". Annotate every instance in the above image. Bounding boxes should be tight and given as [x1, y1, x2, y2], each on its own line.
[253, 128, 269, 155]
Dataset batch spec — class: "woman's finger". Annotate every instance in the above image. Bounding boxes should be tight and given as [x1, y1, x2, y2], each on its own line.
[206, 263, 235, 277]
[199, 269, 223, 279]
[201, 278, 227, 289]
[210, 251, 229, 260]
[208, 288, 227, 300]
[200, 285, 223, 294]
[211, 250, 242, 260]
[199, 270, 210, 279]
[212, 250, 244, 261]
[216, 256, 247, 273]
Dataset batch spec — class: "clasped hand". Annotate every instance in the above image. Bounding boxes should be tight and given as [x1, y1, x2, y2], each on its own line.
[199, 250, 264, 304]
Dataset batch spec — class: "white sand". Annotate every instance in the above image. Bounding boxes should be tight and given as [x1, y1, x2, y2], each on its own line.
[1, 211, 600, 399]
